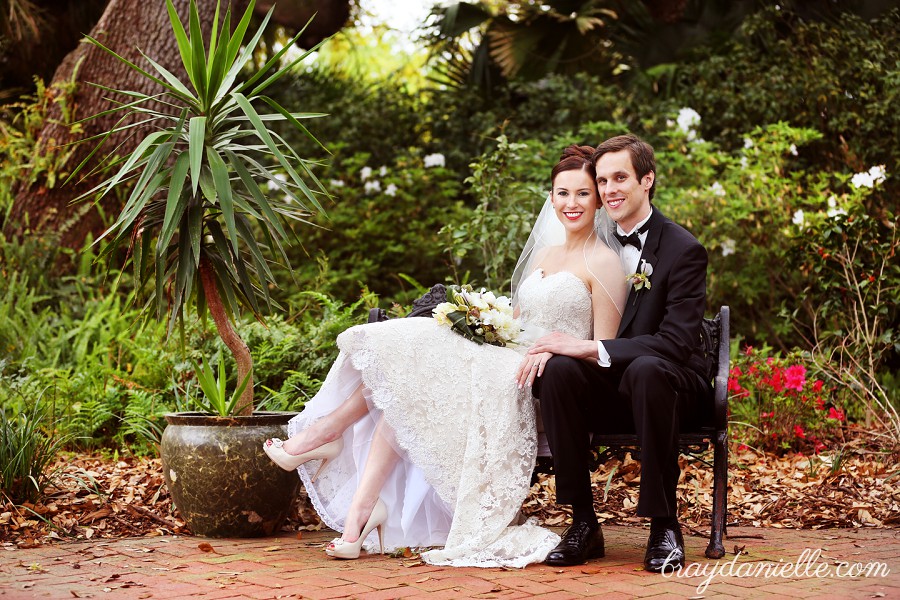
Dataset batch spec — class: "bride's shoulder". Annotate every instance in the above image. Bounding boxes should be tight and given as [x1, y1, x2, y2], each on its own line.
[587, 242, 623, 271]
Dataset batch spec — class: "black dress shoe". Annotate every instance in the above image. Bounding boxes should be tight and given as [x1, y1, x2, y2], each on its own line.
[643, 522, 685, 573]
[544, 521, 605, 566]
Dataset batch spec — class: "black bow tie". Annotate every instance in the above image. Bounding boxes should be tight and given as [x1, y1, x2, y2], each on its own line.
[615, 223, 650, 251]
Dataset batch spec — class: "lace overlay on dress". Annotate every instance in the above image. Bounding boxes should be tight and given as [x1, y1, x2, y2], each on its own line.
[287, 269, 593, 568]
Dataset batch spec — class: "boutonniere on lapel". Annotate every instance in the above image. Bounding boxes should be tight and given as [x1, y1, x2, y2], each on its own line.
[627, 259, 653, 294]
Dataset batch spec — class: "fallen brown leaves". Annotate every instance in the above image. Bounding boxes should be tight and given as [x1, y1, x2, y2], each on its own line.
[0, 453, 324, 548]
[524, 428, 900, 532]
[3, 428, 897, 548]
[1, 454, 187, 548]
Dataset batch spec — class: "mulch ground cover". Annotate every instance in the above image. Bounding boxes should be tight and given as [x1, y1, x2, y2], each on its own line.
[2, 427, 898, 549]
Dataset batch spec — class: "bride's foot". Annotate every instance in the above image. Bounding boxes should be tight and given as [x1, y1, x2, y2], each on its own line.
[262, 437, 343, 481]
[326, 498, 387, 559]
[279, 423, 341, 456]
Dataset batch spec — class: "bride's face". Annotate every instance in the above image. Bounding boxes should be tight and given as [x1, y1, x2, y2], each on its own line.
[551, 169, 599, 234]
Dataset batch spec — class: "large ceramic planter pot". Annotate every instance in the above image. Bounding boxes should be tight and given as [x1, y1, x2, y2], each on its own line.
[160, 411, 300, 537]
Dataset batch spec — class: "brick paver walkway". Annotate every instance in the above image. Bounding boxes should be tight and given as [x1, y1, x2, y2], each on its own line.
[2, 526, 898, 599]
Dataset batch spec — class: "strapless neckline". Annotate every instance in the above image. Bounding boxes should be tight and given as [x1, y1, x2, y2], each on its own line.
[532, 268, 591, 296]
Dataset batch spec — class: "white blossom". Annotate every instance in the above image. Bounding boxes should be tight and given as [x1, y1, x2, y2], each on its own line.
[789, 144, 798, 156]
[360, 166, 373, 180]
[792, 209, 805, 227]
[329, 179, 345, 188]
[850, 164, 887, 189]
[384, 183, 398, 197]
[721, 238, 736, 257]
[675, 108, 701, 140]
[267, 172, 286, 191]
[710, 182, 726, 197]
[364, 180, 382, 194]
[424, 153, 446, 168]
[826, 196, 846, 218]
[379, 166, 388, 177]
[433, 303, 454, 326]
[743, 137, 754, 149]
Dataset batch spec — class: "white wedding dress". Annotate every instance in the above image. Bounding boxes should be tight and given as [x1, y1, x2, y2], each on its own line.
[287, 269, 593, 568]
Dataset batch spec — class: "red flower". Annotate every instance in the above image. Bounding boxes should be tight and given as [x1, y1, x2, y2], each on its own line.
[812, 380, 824, 393]
[784, 365, 806, 391]
[764, 368, 784, 392]
[744, 346, 754, 356]
[827, 407, 845, 422]
[815, 396, 826, 410]
[793, 424, 806, 439]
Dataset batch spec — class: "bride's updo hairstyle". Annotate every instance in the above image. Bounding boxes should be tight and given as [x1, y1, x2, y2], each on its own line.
[511, 142, 626, 316]
[550, 144, 597, 185]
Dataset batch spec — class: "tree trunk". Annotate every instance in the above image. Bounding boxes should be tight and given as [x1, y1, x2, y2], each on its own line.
[2, 0, 243, 250]
[199, 254, 254, 416]
[255, 0, 351, 48]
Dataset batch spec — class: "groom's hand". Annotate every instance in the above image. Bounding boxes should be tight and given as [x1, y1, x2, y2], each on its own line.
[529, 332, 598, 361]
[516, 351, 553, 389]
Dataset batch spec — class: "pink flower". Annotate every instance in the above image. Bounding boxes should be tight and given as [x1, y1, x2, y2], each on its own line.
[827, 407, 845, 422]
[784, 365, 806, 391]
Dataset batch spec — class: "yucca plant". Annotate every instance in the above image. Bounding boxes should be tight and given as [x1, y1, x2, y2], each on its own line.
[70, 0, 329, 416]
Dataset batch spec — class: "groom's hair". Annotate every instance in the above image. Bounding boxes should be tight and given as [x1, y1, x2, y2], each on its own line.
[592, 134, 657, 201]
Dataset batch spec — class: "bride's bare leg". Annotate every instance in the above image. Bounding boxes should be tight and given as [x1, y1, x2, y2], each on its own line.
[340, 419, 399, 544]
[281, 383, 369, 455]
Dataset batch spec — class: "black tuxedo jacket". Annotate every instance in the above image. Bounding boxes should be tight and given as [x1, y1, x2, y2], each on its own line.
[603, 207, 709, 380]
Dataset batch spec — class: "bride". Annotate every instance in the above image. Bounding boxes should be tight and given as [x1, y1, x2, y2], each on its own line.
[263, 145, 627, 568]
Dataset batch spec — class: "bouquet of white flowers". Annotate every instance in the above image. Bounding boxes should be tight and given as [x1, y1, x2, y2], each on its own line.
[432, 285, 521, 347]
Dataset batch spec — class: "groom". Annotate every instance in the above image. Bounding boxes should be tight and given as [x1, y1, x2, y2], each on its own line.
[530, 134, 711, 571]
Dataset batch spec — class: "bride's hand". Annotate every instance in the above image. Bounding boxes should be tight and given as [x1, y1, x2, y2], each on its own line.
[516, 351, 553, 389]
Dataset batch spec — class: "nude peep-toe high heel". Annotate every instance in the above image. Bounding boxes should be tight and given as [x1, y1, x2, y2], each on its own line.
[325, 499, 387, 560]
[262, 437, 343, 482]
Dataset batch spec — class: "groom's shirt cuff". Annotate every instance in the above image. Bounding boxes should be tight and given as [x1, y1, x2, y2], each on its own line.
[597, 341, 611, 367]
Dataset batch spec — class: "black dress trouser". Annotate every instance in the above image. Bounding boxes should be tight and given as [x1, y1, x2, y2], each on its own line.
[534, 354, 711, 518]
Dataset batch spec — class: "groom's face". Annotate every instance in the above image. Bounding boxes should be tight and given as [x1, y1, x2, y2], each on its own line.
[595, 150, 654, 233]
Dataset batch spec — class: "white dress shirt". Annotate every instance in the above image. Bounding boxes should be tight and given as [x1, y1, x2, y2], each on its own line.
[597, 209, 653, 366]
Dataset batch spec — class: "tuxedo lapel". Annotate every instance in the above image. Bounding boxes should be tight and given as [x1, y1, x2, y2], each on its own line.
[616, 209, 665, 338]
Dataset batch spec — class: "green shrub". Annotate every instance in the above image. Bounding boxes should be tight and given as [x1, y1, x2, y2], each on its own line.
[788, 193, 899, 443]
[673, 6, 900, 207]
[280, 149, 468, 305]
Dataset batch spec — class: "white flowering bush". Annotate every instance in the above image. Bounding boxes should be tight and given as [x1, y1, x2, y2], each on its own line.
[433, 285, 521, 347]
